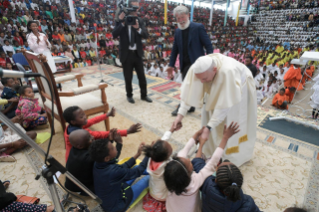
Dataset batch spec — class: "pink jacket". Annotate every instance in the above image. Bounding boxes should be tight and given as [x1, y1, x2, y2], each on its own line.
[15, 97, 42, 128]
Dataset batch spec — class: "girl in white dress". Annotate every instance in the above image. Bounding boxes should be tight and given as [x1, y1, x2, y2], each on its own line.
[27, 21, 57, 73]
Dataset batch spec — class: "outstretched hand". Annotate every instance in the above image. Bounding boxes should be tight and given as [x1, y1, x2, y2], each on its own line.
[223, 122, 240, 140]
[113, 130, 123, 144]
[127, 123, 142, 134]
[193, 127, 205, 144]
[107, 107, 116, 117]
[108, 128, 117, 141]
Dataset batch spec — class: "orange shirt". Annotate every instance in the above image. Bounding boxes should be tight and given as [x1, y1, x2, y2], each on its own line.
[285, 89, 294, 102]
[58, 34, 66, 42]
[272, 93, 289, 109]
[284, 67, 303, 90]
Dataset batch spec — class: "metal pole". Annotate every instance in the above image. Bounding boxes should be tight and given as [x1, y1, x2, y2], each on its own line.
[224, 0, 230, 26]
[190, 0, 195, 22]
[209, 0, 214, 26]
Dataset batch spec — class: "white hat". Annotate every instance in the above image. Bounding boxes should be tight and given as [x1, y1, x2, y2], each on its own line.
[193, 56, 214, 74]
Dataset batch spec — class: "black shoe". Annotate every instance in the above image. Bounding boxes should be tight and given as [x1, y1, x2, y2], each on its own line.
[127, 97, 135, 104]
[141, 96, 152, 103]
[171, 108, 178, 116]
[188, 107, 195, 113]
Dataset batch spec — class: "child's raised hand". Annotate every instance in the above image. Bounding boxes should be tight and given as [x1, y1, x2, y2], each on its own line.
[108, 128, 117, 141]
[113, 130, 123, 144]
[223, 122, 240, 140]
[136, 142, 145, 157]
[127, 123, 142, 134]
[107, 107, 116, 117]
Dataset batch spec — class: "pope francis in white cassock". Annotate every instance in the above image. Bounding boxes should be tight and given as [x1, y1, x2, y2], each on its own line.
[173, 54, 257, 167]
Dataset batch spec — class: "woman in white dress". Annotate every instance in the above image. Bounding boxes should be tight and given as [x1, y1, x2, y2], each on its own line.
[27, 21, 57, 73]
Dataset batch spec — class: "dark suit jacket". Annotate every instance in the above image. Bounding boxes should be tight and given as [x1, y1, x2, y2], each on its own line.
[112, 17, 148, 63]
[169, 22, 213, 72]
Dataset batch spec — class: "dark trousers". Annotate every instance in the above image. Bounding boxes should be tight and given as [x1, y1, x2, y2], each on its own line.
[181, 63, 192, 80]
[122, 50, 147, 98]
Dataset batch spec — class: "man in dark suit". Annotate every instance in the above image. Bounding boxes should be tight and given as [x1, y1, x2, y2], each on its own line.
[167, 5, 213, 116]
[112, 0, 152, 104]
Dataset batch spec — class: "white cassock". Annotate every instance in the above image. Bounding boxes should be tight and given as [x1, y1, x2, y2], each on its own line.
[310, 74, 319, 109]
[178, 54, 257, 167]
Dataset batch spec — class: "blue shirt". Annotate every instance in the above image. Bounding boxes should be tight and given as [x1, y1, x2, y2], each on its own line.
[64, 19, 71, 26]
[1, 87, 17, 100]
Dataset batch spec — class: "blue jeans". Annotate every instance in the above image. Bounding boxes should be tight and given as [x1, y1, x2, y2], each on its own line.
[125, 165, 149, 206]
[127, 175, 150, 206]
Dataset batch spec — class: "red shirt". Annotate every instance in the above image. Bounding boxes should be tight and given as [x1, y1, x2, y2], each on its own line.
[64, 114, 128, 162]
[105, 33, 112, 39]
[99, 50, 106, 57]
[86, 59, 92, 66]
[0, 58, 6, 68]
[14, 36, 24, 46]
[34, 11, 40, 16]
[80, 51, 86, 59]
[52, 34, 60, 40]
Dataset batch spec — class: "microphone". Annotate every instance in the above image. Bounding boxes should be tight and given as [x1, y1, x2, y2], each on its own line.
[0, 68, 42, 78]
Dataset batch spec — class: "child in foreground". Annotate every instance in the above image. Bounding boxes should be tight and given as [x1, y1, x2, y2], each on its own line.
[163, 123, 240, 212]
[142, 123, 181, 211]
[89, 133, 149, 212]
[15, 86, 48, 130]
[62, 106, 141, 161]
[192, 125, 261, 212]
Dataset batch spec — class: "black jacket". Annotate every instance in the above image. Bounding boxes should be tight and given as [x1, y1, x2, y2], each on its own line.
[112, 17, 148, 63]
[65, 147, 95, 193]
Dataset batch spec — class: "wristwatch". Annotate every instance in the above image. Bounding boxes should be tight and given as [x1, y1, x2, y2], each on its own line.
[206, 125, 212, 131]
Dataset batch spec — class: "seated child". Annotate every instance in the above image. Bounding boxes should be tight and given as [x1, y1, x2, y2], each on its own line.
[142, 123, 178, 212]
[62, 106, 141, 161]
[285, 87, 296, 103]
[192, 133, 261, 212]
[15, 86, 47, 130]
[163, 124, 236, 212]
[272, 88, 289, 110]
[0, 116, 37, 162]
[65, 129, 96, 194]
[1, 78, 19, 118]
[89, 134, 149, 212]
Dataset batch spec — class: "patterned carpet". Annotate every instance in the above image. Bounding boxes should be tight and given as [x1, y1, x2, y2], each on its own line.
[1, 65, 319, 212]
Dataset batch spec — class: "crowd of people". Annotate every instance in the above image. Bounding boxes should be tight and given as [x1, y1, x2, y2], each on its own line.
[0, 0, 318, 211]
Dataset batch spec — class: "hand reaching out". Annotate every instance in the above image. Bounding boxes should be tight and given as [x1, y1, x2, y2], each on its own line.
[223, 122, 240, 140]
[107, 107, 116, 117]
[134, 142, 145, 159]
[193, 127, 205, 144]
[127, 123, 142, 134]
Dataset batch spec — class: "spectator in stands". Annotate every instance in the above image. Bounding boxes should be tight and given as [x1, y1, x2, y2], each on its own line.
[27, 20, 57, 73]
[245, 55, 258, 77]
[2, 40, 15, 55]
[167, 5, 213, 116]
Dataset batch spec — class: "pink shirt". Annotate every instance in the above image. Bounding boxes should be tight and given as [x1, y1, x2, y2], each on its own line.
[165, 138, 224, 212]
[213, 49, 220, 53]
[27, 32, 51, 54]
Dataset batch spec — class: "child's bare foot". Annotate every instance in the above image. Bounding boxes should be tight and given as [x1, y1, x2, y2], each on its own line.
[2, 181, 10, 190]
[127, 123, 142, 134]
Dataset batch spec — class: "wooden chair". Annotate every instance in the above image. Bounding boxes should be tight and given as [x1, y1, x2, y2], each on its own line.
[22, 49, 110, 134]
